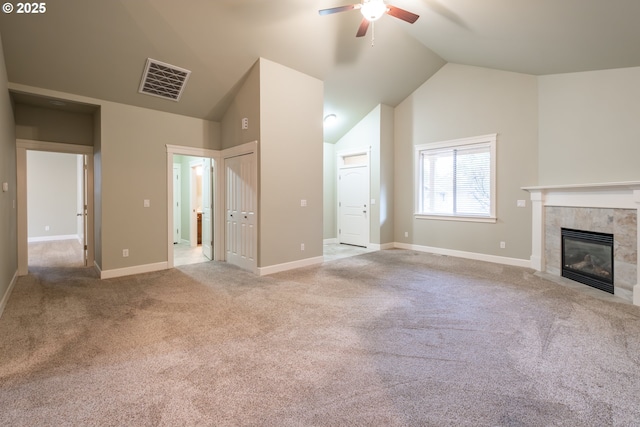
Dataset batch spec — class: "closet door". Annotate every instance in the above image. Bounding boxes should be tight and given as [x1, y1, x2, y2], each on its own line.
[225, 153, 256, 271]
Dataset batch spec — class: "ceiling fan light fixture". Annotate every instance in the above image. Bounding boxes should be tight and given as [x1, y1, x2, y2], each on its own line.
[360, 0, 387, 21]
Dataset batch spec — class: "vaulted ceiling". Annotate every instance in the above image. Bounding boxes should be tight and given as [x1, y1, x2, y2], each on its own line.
[2, 0, 640, 143]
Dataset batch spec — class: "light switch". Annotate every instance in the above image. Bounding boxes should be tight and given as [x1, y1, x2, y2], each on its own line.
[517, 200, 526, 208]
[2, 182, 8, 192]
[144, 199, 150, 208]
[300, 199, 307, 207]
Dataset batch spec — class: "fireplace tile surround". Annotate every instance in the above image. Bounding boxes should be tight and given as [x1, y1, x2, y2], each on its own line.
[523, 182, 640, 306]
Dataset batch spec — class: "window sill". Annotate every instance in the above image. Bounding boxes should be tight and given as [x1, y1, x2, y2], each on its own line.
[414, 214, 497, 224]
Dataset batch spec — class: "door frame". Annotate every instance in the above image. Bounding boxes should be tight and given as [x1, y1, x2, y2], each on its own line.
[16, 139, 95, 275]
[337, 148, 370, 247]
[166, 145, 220, 268]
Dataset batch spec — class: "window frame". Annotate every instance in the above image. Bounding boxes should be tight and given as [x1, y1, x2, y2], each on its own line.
[414, 134, 497, 223]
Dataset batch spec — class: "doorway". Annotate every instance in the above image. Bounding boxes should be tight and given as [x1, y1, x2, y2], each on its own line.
[16, 140, 95, 275]
[337, 150, 370, 248]
[166, 146, 219, 269]
[172, 155, 214, 267]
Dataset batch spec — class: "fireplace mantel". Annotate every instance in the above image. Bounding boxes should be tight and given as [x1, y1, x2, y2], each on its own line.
[522, 182, 640, 306]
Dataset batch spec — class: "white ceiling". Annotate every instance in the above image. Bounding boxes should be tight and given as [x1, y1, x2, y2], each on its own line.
[2, 0, 640, 142]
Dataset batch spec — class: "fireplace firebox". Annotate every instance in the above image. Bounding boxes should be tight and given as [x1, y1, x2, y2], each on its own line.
[561, 228, 614, 294]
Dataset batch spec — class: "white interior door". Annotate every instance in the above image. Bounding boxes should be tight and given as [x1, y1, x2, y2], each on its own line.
[338, 164, 369, 247]
[172, 165, 181, 244]
[225, 153, 256, 271]
[202, 158, 213, 260]
[82, 155, 88, 266]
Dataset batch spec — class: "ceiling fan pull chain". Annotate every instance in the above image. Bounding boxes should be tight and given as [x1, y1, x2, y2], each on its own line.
[371, 21, 375, 47]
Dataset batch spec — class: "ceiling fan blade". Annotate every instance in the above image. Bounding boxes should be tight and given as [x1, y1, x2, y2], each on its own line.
[356, 18, 370, 37]
[386, 5, 419, 24]
[318, 4, 358, 16]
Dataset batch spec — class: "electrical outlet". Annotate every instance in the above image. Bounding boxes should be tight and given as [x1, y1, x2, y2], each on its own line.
[144, 199, 150, 208]
[45, 225, 50, 231]
[300, 199, 307, 207]
[404, 231, 408, 237]
[500, 241, 506, 249]
[122, 249, 129, 257]
[300, 243, 305, 251]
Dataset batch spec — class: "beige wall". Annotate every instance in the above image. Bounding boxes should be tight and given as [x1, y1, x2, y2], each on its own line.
[15, 104, 94, 145]
[27, 151, 78, 238]
[379, 104, 394, 245]
[323, 142, 336, 240]
[259, 58, 324, 266]
[538, 66, 640, 185]
[0, 33, 18, 313]
[332, 104, 394, 246]
[394, 63, 538, 260]
[221, 63, 260, 150]
[99, 101, 219, 271]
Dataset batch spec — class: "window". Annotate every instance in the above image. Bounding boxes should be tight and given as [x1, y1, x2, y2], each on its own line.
[415, 134, 496, 222]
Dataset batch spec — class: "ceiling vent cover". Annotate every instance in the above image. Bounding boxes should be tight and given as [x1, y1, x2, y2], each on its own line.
[138, 58, 191, 102]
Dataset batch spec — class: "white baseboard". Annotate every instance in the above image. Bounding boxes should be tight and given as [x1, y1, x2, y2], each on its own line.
[100, 261, 168, 279]
[0, 270, 18, 319]
[258, 256, 324, 276]
[393, 242, 531, 269]
[323, 238, 338, 244]
[28, 234, 79, 243]
[369, 242, 395, 250]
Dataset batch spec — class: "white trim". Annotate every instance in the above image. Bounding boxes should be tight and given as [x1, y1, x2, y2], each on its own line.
[222, 140, 258, 159]
[414, 214, 497, 223]
[16, 139, 93, 154]
[28, 234, 79, 242]
[166, 144, 218, 158]
[257, 256, 324, 276]
[337, 147, 370, 247]
[393, 242, 531, 269]
[16, 140, 95, 275]
[166, 145, 222, 269]
[369, 242, 394, 250]
[415, 133, 497, 221]
[0, 270, 18, 319]
[100, 261, 168, 279]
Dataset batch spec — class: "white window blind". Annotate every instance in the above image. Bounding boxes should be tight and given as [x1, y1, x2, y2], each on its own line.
[416, 134, 496, 221]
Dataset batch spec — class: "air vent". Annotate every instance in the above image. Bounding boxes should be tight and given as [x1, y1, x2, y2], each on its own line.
[138, 58, 191, 102]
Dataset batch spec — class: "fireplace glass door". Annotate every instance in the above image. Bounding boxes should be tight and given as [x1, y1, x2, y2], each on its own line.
[561, 228, 614, 294]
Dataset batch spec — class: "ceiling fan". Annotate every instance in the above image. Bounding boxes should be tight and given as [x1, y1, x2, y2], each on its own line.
[319, 0, 419, 38]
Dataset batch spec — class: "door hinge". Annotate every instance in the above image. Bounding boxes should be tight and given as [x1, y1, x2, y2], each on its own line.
[84, 245, 88, 250]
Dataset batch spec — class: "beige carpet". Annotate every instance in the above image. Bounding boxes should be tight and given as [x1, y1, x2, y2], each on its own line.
[1, 249, 640, 426]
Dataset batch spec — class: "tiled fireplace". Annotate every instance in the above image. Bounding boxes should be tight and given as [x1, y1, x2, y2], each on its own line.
[523, 182, 640, 305]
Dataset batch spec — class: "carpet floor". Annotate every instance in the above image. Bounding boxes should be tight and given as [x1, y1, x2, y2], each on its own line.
[1, 249, 639, 426]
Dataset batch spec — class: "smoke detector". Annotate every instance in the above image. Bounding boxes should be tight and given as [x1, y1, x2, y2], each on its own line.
[138, 58, 191, 102]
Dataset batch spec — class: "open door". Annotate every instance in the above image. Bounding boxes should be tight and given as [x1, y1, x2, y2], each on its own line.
[172, 165, 181, 244]
[82, 155, 89, 265]
[202, 158, 213, 260]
